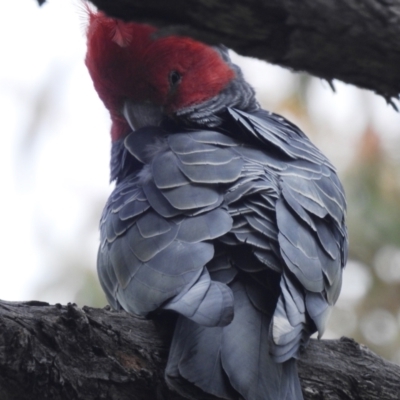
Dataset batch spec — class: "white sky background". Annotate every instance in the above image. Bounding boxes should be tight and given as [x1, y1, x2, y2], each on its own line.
[0, 0, 400, 323]
[0, 0, 111, 303]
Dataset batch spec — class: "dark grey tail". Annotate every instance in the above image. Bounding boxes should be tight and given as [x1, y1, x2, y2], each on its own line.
[165, 280, 303, 400]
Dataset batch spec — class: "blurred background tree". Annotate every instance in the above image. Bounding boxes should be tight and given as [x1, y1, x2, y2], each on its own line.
[1, 0, 400, 366]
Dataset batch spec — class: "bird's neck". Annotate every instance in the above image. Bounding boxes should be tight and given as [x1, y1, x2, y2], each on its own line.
[110, 138, 141, 183]
[175, 67, 260, 129]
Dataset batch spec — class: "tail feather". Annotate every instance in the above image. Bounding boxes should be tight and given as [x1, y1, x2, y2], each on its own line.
[166, 280, 303, 400]
[221, 281, 303, 400]
[166, 318, 236, 400]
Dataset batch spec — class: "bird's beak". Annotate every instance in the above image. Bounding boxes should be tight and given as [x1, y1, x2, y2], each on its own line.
[122, 99, 163, 131]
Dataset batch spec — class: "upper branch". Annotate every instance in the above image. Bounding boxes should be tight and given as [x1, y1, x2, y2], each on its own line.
[1, 300, 400, 400]
[86, 0, 400, 103]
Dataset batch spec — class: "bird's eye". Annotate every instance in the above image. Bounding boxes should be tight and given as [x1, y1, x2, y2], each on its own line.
[169, 70, 182, 87]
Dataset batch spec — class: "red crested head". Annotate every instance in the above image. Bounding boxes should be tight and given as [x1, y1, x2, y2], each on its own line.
[85, 11, 236, 141]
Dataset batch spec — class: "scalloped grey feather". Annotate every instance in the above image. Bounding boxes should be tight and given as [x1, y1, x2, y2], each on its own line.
[98, 106, 347, 400]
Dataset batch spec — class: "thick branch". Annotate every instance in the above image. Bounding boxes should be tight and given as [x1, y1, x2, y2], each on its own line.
[1, 300, 399, 400]
[86, 0, 400, 103]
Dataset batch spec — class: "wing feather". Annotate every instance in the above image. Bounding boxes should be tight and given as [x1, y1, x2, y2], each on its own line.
[98, 108, 347, 400]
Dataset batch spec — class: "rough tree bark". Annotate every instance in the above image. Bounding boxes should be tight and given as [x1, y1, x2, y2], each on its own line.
[1, 300, 400, 400]
[80, 0, 400, 105]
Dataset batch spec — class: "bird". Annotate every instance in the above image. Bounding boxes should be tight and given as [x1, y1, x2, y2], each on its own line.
[85, 9, 348, 400]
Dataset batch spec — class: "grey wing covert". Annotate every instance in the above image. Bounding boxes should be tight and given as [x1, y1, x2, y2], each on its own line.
[97, 127, 245, 327]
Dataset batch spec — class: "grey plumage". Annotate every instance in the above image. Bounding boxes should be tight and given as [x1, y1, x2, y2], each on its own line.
[98, 107, 347, 400]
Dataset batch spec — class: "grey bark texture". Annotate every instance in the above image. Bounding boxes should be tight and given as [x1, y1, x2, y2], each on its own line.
[1, 300, 400, 400]
[83, 0, 400, 105]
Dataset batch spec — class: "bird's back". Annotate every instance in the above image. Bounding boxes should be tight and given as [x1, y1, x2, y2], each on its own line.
[97, 107, 347, 400]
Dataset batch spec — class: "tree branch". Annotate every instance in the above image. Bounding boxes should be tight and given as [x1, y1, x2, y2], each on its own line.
[1, 300, 399, 400]
[85, 0, 400, 103]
